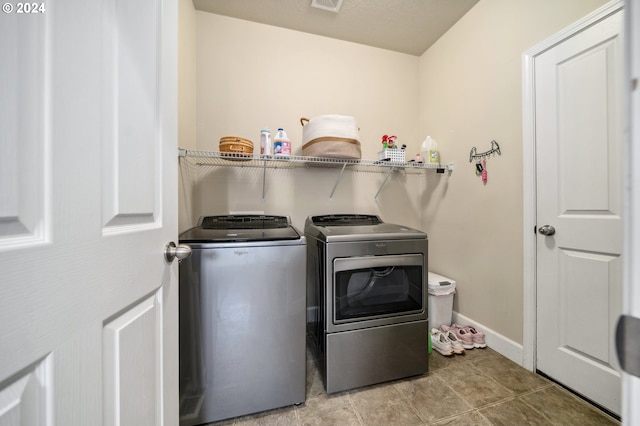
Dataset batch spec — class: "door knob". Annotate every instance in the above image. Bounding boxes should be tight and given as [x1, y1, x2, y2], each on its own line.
[164, 242, 192, 263]
[616, 315, 640, 378]
[538, 225, 556, 236]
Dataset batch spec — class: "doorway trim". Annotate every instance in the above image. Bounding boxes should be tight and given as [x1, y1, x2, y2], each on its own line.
[521, 0, 624, 372]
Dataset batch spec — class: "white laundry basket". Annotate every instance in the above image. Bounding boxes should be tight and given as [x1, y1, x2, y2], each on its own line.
[428, 272, 456, 330]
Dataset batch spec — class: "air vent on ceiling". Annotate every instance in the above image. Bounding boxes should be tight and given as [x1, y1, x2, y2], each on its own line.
[311, 0, 343, 13]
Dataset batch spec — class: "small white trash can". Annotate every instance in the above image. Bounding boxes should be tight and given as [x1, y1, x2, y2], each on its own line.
[428, 272, 456, 330]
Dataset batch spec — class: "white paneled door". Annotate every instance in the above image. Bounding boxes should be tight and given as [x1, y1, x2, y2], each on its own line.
[622, 0, 640, 423]
[534, 5, 623, 415]
[0, 0, 178, 425]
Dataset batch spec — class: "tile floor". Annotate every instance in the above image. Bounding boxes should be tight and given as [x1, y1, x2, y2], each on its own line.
[205, 346, 620, 426]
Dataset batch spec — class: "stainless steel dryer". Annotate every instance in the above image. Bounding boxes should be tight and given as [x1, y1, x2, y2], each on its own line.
[305, 214, 429, 393]
[178, 215, 306, 425]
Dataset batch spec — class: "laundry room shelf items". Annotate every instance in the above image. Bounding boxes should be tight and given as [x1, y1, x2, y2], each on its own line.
[178, 148, 453, 200]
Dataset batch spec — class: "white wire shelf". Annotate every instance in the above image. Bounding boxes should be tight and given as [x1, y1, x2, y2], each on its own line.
[178, 148, 453, 199]
[178, 148, 453, 173]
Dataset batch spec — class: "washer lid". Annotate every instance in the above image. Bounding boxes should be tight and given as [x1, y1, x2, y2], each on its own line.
[309, 214, 383, 226]
[304, 214, 426, 242]
[198, 215, 291, 229]
[180, 215, 301, 243]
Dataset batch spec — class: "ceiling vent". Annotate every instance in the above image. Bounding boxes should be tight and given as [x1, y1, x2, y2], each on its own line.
[311, 0, 344, 13]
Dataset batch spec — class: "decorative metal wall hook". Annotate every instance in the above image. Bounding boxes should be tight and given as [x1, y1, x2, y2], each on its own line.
[469, 140, 501, 162]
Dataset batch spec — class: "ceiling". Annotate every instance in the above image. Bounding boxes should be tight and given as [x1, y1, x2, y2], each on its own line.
[192, 0, 480, 56]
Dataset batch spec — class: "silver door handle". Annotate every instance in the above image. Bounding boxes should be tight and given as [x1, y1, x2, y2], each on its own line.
[164, 242, 192, 263]
[538, 225, 556, 236]
[616, 315, 640, 378]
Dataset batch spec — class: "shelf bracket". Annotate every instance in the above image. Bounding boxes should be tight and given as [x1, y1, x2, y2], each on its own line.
[329, 163, 348, 199]
[374, 167, 395, 200]
[261, 160, 267, 201]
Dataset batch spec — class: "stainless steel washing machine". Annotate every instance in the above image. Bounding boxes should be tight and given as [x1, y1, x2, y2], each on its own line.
[178, 215, 306, 425]
[305, 214, 429, 393]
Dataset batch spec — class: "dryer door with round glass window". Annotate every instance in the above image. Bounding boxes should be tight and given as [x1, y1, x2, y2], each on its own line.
[333, 254, 424, 326]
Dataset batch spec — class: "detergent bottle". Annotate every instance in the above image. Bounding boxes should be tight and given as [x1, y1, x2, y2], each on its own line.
[421, 136, 439, 164]
[273, 128, 291, 157]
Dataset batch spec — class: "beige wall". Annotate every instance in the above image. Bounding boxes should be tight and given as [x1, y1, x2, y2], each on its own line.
[178, 0, 610, 347]
[178, 0, 197, 233]
[419, 0, 609, 344]
[190, 11, 422, 232]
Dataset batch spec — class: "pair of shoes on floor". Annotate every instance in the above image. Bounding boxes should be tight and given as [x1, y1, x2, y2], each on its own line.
[430, 328, 465, 356]
[441, 323, 487, 349]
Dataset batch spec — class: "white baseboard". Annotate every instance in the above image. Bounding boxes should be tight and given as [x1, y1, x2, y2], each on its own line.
[452, 311, 525, 369]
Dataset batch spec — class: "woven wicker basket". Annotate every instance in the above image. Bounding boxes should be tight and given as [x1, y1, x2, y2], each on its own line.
[219, 136, 253, 158]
